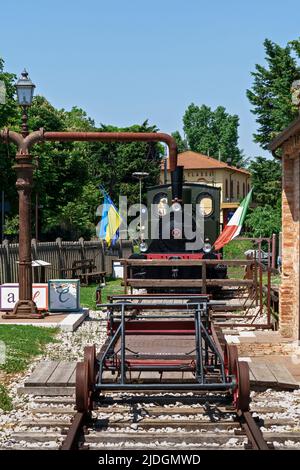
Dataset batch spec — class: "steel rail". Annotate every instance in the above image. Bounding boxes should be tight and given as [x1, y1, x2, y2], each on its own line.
[238, 410, 270, 450]
[60, 411, 87, 450]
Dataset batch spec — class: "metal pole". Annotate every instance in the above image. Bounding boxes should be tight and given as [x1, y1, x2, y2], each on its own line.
[11, 150, 39, 318]
[267, 266, 271, 326]
[139, 178, 142, 240]
[258, 240, 263, 315]
[1, 190, 4, 243]
[120, 303, 126, 384]
[164, 156, 167, 184]
[35, 191, 39, 241]
[267, 238, 271, 269]
[271, 233, 276, 270]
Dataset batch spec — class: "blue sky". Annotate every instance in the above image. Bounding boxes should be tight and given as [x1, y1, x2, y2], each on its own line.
[0, 0, 299, 158]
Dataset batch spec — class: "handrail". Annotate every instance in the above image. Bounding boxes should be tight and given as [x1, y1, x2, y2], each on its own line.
[120, 258, 257, 266]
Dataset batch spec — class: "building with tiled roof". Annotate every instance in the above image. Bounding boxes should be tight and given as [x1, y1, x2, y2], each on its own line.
[160, 151, 251, 225]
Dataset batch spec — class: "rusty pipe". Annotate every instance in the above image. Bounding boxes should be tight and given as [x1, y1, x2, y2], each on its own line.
[1, 130, 178, 169]
[43, 131, 178, 171]
[0, 129, 24, 150]
[0, 128, 44, 153]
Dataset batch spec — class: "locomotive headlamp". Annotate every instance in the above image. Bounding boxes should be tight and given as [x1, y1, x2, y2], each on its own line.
[203, 238, 212, 253]
[172, 202, 182, 212]
[139, 241, 148, 252]
[157, 197, 168, 217]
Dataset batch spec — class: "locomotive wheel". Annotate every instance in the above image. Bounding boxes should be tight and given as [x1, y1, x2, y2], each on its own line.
[233, 360, 250, 412]
[75, 361, 89, 413]
[84, 344, 96, 388]
[224, 344, 239, 375]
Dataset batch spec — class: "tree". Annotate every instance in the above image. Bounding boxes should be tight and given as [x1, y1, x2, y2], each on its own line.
[171, 131, 188, 153]
[248, 156, 281, 207]
[86, 121, 161, 207]
[0, 58, 19, 217]
[182, 104, 243, 165]
[245, 201, 281, 237]
[244, 156, 281, 238]
[247, 38, 300, 149]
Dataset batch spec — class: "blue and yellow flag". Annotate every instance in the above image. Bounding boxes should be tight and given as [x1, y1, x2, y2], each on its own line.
[98, 191, 121, 247]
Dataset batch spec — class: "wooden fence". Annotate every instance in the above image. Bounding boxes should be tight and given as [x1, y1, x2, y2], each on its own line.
[120, 258, 273, 328]
[0, 238, 133, 284]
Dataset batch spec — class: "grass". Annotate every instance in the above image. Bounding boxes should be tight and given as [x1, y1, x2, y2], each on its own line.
[0, 384, 13, 412]
[223, 239, 253, 260]
[80, 278, 123, 310]
[0, 325, 58, 374]
[0, 325, 58, 411]
[223, 240, 281, 286]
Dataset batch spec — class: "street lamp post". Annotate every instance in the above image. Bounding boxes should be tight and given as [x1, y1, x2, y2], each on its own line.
[132, 172, 149, 244]
[16, 70, 35, 138]
[4, 69, 41, 319]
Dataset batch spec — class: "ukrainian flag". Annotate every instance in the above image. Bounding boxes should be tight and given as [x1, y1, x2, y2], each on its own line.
[99, 192, 121, 247]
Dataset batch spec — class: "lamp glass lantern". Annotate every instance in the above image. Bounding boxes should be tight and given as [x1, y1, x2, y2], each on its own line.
[16, 69, 35, 106]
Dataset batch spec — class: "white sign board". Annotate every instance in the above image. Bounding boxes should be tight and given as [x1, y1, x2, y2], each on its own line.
[48, 280, 80, 312]
[0, 284, 48, 311]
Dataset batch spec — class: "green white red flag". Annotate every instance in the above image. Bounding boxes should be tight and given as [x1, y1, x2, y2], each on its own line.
[214, 189, 253, 251]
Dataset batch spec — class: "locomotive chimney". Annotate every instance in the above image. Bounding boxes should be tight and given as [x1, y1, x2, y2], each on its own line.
[171, 165, 184, 201]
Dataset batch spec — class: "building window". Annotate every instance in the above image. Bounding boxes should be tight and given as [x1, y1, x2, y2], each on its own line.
[237, 181, 240, 198]
[247, 183, 250, 193]
[225, 179, 228, 198]
[230, 180, 234, 199]
[243, 182, 245, 197]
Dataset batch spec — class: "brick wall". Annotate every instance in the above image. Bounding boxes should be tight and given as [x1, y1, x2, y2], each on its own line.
[280, 145, 300, 340]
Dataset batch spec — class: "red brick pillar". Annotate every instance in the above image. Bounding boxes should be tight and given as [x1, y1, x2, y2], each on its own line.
[280, 149, 300, 340]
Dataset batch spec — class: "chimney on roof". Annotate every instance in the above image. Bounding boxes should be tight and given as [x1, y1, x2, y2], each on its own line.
[218, 149, 221, 161]
[226, 157, 232, 166]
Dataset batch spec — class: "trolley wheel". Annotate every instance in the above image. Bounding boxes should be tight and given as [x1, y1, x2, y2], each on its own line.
[75, 361, 89, 413]
[224, 344, 238, 375]
[84, 344, 96, 387]
[233, 360, 250, 412]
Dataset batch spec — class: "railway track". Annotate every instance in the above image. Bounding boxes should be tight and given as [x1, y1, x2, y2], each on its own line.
[2, 393, 300, 450]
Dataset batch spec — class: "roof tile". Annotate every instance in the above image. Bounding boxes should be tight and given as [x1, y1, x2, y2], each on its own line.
[161, 151, 250, 175]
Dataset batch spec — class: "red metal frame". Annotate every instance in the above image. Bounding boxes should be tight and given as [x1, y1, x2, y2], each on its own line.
[104, 358, 195, 368]
[111, 320, 196, 335]
[145, 253, 222, 260]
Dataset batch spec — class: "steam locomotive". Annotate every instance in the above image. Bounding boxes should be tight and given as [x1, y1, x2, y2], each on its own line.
[130, 166, 227, 287]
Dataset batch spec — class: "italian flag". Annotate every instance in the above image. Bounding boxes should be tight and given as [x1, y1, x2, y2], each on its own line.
[214, 189, 253, 251]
